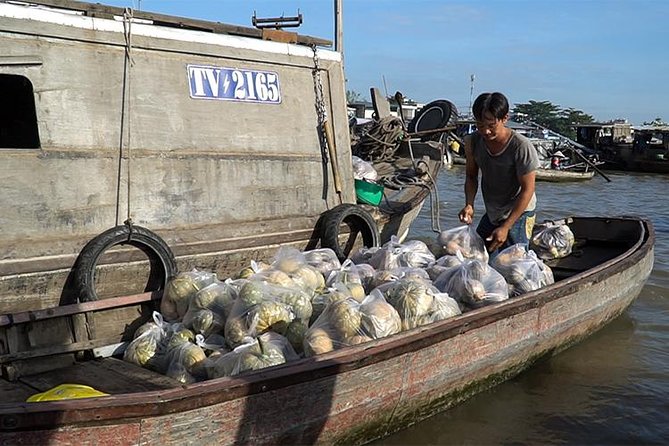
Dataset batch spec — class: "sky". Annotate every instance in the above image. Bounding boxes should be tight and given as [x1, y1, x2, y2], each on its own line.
[101, 0, 668, 125]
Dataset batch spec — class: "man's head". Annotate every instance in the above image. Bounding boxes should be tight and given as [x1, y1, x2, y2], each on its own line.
[473, 92, 510, 143]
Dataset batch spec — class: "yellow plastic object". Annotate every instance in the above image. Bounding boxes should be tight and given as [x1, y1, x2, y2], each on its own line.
[26, 384, 109, 402]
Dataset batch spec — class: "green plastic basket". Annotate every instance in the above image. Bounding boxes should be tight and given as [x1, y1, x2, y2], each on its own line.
[354, 179, 383, 206]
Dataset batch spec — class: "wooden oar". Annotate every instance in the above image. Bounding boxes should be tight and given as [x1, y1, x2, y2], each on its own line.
[567, 146, 611, 182]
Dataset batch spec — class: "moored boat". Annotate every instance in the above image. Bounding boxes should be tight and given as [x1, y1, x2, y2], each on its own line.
[0, 216, 654, 445]
[0, 0, 444, 313]
[535, 168, 595, 182]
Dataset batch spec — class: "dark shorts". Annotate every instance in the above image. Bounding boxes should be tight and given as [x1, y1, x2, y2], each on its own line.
[476, 211, 536, 253]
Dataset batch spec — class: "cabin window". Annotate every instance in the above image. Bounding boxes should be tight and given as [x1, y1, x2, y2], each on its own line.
[0, 74, 40, 149]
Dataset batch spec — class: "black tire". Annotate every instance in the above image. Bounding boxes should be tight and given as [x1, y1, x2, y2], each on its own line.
[320, 204, 379, 262]
[408, 100, 459, 134]
[73, 225, 177, 302]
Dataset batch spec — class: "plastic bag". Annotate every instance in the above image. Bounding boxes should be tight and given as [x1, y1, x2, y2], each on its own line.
[492, 244, 554, 296]
[396, 239, 436, 268]
[124, 311, 171, 372]
[443, 256, 509, 308]
[160, 269, 217, 321]
[352, 155, 378, 181]
[303, 297, 368, 357]
[380, 277, 437, 330]
[530, 223, 575, 260]
[207, 332, 298, 378]
[426, 254, 461, 281]
[303, 248, 342, 280]
[437, 225, 489, 263]
[359, 289, 402, 339]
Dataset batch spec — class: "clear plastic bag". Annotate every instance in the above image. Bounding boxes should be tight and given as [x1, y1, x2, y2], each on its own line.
[352, 155, 379, 181]
[530, 223, 575, 260]
[426, 254, 461, 281]
[207, 332, 298, 378]
[303, 297, 368, 357]
[437, 225, 489, 263]
[492, 244, 554, 296]
[443, 255, 509, 308]
[380, 277, 437, 330]
[124, 311, 171, 372]
[160, 269, 218, 321]
[359, 289, 402, 339]
[303, 248, 342, 280]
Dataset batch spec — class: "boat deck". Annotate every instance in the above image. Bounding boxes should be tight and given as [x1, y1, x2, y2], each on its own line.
[1, 356, 182, 403]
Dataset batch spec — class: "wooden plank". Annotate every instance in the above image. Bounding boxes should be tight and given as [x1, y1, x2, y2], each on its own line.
[0, 292, 157, 327]
[0, 337, 120, 363]
[86, 305, 150, 342]
[19, 358, 183, 394]
[2, 354, 76, 381]
[0, 377, 40, 403]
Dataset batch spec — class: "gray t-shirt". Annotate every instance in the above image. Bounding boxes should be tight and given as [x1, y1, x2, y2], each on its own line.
[470, 130, 539, 224]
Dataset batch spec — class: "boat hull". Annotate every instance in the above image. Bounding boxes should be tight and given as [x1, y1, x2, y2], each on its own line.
[535, 168, 595, 182]
[0, 217, 654, 445]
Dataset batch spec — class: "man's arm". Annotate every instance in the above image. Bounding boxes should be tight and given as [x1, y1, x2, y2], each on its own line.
[459, 135, 479, 224]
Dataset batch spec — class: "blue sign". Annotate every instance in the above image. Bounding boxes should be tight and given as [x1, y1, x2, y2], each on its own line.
[187, 64, 281, 104]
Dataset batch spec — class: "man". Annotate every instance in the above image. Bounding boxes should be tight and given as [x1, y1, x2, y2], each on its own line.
[458, 92, 540, 254]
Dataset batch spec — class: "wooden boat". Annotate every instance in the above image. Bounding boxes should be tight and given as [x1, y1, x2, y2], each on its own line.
[536, 168, 595, 182]
[0, 0, 443, 313]
[0, 216, 654, 445]
[575, 123, 669, 173]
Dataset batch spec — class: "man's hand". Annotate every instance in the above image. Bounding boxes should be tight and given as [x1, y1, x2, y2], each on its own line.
[486, 225, 510, 252]
[459, 205, 474, 224]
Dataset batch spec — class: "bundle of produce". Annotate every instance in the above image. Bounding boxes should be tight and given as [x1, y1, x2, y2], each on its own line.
[351, 263, 376, 292]
[422, 291, 462, 323]
[310, 283, 358, 324]
[349, 246, 380, 265]
[271, 246, 308, 274]
[303, 297, 368, 357]
[288, 263, 326, 296]
[225, 280, 311, 348]
[367, 237, 403, 270]
[530, 222, 575, 260]
[164, 334, 207, 383]
[436, 225, 489, 263]
[396, 239, 436, 268]
[235, 260, 271, 280]
[225, 298, 294, 348]
[303, 248, 341, 280]
[124, 311, 172, 372]
[425, 254, 461, 281]
[440, 254, 508, 308]
[380, 277, 437, 330]
[181, 280, 238, 336]
[160, 269, 218, 321]
[491, 244, 555, 296]
[182, 308, 225, 338]
[359, 290, 402, 338]
[325, 259, 367, 301]
[206, 332, 298, 379]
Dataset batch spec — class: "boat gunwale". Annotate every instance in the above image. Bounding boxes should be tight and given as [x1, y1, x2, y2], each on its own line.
[0, 216, 654, 431]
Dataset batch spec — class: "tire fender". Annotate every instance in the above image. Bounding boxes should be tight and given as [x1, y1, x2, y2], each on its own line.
[72, 224, 177, 302]
[320, 204, 380, 262]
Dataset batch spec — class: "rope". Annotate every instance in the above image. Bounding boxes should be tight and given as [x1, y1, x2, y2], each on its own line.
[116, 8, 135, 226]
[352, 116, 405, 162]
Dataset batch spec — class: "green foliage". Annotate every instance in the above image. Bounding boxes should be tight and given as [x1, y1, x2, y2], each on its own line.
[512, 100, 593, 139]
[346, 90, 362, 104]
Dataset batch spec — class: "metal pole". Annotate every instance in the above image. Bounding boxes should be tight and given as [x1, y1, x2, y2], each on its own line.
[469, 74, 475, 118]
[334, 0, 344, 68]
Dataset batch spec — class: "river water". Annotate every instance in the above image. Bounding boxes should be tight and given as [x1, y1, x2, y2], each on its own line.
[376, 167, 669, 445]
